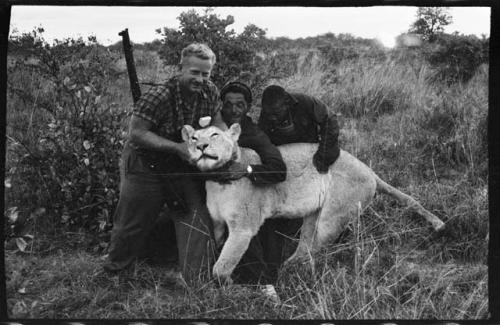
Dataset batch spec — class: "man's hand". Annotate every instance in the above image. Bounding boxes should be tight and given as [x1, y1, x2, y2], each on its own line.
[211, 162, 249, 183]
[313, 152, 330, 174]
[175, 142, 193, 163]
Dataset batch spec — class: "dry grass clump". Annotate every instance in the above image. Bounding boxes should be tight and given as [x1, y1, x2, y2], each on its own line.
[275, 202, 487, 319]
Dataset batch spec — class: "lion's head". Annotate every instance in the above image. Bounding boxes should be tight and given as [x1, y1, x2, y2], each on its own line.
[181, 123, 241, 171]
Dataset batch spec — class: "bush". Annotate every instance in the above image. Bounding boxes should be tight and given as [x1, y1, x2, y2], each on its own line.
[318, 38, 386, 67]
[6, 30, 127, 236]
[267, 51, 300, 78]
[425, 33, 489, 85]
[318, 44, 360, 65]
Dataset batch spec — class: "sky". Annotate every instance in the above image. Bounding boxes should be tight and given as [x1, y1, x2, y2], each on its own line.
[9, 6, 491, 48]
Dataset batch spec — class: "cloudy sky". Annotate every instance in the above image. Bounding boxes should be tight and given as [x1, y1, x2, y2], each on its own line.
[10, 6, 490, 48]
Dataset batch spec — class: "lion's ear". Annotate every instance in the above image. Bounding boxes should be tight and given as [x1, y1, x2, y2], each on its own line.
[181, 125, 195, 142]
[227, 123, 241, 142]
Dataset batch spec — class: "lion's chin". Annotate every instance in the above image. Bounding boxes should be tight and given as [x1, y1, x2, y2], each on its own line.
[197, 159, 223, 172]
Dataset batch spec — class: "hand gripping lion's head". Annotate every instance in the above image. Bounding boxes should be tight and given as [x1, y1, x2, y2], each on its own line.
[181, 123, 241, 172]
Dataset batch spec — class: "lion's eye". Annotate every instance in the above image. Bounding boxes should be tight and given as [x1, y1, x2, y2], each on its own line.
[211, 133, 219, 138]
[191, 136, 198, 141]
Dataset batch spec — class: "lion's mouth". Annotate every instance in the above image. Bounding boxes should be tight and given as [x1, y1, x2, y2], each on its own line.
[198, 153, 218, 161]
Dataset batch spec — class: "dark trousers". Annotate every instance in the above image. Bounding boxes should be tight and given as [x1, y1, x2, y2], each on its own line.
[105, 146, 215, 284]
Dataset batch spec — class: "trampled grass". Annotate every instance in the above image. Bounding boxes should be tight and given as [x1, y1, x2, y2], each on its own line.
[5, 46, 489, 319]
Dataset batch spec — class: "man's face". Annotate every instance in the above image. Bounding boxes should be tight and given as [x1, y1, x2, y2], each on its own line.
[178, 56, 213, 93]
[263, 98, 290, 126]
[221, 92, 249, 125]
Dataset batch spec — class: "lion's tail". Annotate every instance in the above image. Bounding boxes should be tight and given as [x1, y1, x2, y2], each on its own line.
[374, 175, 445, 231]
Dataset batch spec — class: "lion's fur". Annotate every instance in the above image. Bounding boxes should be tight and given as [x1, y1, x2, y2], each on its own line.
[182, 124, 445, 283]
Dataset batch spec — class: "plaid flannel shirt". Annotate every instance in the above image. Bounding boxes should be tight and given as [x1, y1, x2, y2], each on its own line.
[132, 75, 221, 142]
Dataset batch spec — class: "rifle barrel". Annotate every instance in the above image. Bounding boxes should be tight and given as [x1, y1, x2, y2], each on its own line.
[119, 28, 141, 104]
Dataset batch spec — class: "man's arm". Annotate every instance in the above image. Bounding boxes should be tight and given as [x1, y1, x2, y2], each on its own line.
[239, 128, 287, 185]
[128, 115, 191, 161]
[257, 113, 271, 134]
[211, 110, 228, 131]
[310, 96, 340, 171]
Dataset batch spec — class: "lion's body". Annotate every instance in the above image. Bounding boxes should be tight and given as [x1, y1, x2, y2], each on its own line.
[206, 145, 375, 231]
[181, 124, 445, 283]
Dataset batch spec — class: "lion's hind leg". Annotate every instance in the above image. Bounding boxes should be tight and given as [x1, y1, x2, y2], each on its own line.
[375, 176, 445, 231]
[311, 176, 376, 258]
[284, 213, 320, 265]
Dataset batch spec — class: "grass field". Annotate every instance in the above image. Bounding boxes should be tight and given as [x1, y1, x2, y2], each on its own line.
[5, 45, 489, 319]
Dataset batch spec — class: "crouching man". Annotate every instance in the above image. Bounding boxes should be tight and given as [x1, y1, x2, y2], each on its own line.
[259, 85, 341, 171]
[256, 85, 342, 274]
[215, 81, 295, 287]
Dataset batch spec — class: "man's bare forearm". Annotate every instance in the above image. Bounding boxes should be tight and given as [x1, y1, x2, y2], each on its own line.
[129, 128, 182, 154]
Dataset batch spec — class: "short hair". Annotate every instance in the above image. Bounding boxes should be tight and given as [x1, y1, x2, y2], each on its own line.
[262, 85, 287, 108]
[220, 81, 252, 104]
[180, 43, 216, 66]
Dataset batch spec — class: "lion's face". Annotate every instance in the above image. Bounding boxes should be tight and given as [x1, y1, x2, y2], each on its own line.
[181, 124, 241, 171]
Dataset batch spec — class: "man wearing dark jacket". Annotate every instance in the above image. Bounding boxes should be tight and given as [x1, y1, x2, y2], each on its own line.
[256, 85, 341, 276]
[215, 81, 290, 286]
[259, 85, 340, 173]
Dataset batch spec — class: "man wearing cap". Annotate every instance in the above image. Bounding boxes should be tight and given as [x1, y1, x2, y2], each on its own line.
[103, 43, 226, 284]
[215, 81, 291, 286]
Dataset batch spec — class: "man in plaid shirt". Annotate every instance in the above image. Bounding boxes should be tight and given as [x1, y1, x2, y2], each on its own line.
[104, 43, 226, 284]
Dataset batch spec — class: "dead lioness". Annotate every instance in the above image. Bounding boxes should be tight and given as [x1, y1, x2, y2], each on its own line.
[181, 123, 445, 283]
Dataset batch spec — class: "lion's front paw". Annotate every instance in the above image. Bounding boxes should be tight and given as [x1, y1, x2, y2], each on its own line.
[213, 262, 233, 286]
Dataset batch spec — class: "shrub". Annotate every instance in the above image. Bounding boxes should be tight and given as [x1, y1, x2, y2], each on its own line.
[425, 33, 489, 85]
[6, 29, 127, 236]
[266, 51, 300, 78]
[318, 44, 359, 65]
[318, 38, 386, 67]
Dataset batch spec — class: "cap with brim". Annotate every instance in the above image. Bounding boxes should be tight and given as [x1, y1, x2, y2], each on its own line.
[220, 81, 252, 104]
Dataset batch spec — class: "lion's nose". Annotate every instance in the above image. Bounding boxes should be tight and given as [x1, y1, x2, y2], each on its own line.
[197, 143, 209, 151]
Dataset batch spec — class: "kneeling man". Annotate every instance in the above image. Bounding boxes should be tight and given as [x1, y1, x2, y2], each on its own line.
[215, 81, 294, 285]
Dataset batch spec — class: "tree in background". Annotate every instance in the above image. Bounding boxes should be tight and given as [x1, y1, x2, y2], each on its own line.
[405, 7, 488, 84]
[155, 8, 268, 88]
[409, 7, 452, 42]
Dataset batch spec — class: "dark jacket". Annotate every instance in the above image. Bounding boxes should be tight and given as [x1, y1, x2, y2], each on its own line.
[258, 92, 340, 167]
[238, 115, 287, 185]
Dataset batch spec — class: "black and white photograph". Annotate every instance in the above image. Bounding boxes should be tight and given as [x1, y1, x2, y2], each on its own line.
[4, 4, 490, 320]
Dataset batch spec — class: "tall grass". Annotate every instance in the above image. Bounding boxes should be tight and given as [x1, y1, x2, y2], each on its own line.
[272, 53, 488, 178]
[5, 196, 488, 318]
